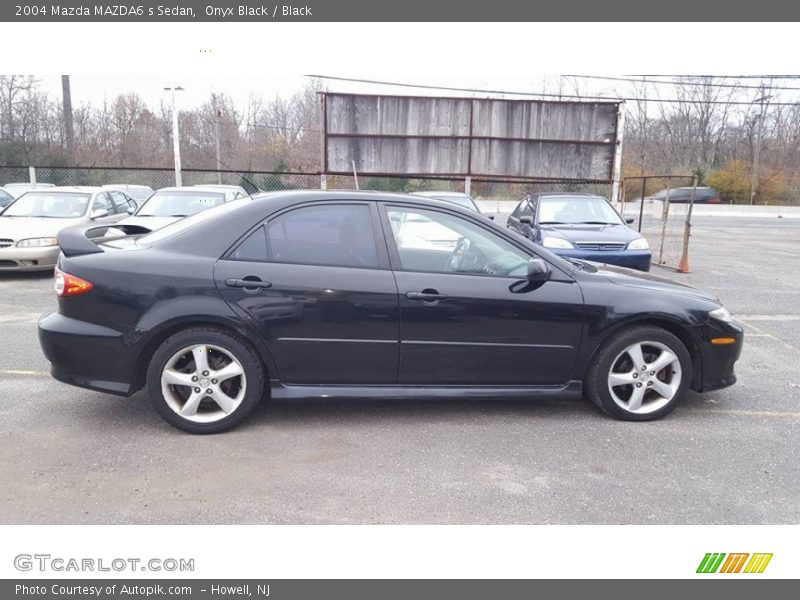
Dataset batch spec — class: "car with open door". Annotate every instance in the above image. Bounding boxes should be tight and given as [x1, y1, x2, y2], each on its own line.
[39, 191, 742, 433]
[507, 192, 651, 271]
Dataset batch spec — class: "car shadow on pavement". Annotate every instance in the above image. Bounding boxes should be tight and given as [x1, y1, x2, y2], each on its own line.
[0, 271, 53, 282]
[66, 390, 599, 434]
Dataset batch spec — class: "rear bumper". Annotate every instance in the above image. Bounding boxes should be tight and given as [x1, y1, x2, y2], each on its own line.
[38, 312, 135, 396]
[0, 245, 60, 271]
[552, 248, 652, 271]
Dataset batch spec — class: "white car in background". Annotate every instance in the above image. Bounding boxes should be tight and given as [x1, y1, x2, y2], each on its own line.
[2, 182, 55, 198]
[0, 186, 134, 271]
[112, 186, 232, 233]
[192, 184, 249, 200]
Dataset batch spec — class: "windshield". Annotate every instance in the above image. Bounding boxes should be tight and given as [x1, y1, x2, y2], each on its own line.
[136, 191, 225, 217]
[2, 192, 90, 218]
[538, 196, 623, 225]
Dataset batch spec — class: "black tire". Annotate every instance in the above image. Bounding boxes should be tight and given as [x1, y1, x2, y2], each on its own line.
[584, 325, 692, 421]
[146, 327, 265, 434]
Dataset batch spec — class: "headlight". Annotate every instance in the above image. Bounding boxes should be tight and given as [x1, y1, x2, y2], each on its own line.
[627, 237, 650, 250]
[542, 236, 574, 249]
[709, 306, 733, 323]
[16, 237, 58, 248]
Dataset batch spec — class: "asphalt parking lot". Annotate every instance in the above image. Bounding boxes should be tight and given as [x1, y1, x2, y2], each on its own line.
[1, 215, 798, 524]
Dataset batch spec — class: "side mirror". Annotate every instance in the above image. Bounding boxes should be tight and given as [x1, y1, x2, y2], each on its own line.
[127, 205, 136, 215]
[526, 258, 551, 283]
[90, 209, 109, 220]
[487, 215, 496, 221]
[625, 217, 635, 224]
[520, 216, 534, 225]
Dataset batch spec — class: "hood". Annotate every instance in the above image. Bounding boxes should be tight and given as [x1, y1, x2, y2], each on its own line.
[540, 223, 641, 244]
[0, 215, 88, 241]
[591, 263, 719, 303]
[118, 215, 182, 232]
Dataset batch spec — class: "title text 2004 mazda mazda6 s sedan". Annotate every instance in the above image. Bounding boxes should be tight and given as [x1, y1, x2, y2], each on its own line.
[38, 191, 743, 433]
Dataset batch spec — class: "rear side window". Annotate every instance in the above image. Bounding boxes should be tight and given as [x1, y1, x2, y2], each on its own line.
[266, 204, 378, 269]
[230, 225, 268, 261]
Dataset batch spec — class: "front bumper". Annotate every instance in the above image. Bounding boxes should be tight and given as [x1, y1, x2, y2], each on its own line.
[551, 248, 652, 271]
[0, 245, 60, 271]
[694, 319, 744, 392]
[38, 312, 135, 395]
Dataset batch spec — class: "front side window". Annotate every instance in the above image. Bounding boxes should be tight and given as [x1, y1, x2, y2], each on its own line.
[387, 206, 530, 278]
[266, 204, 379, 269]
[92, 192, 112, 213]
[2, 192, 90, 218]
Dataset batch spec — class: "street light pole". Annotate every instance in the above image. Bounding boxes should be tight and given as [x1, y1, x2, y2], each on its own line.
[165, 85, 184, 187]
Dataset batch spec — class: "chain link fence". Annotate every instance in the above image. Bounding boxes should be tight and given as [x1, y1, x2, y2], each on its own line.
[1, 165, 612, 223]
[619, 175, 697, 271]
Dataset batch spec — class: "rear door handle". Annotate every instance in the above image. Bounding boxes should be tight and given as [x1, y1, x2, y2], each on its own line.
[226, 278, 272, 289]
[406, 290, 448, 302]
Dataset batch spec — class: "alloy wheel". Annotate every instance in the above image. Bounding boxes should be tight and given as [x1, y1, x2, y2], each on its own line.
[160, 343, 247, 423]
[607, 340, 682, 415]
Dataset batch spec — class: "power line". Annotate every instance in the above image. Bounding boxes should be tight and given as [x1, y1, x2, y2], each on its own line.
[308, 74, 800, 107]
[564, 74, 800, 92]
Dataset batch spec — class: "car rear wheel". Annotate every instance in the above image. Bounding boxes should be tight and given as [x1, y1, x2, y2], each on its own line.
[146, 327, 264, 433]
[584, 326, 692, 421]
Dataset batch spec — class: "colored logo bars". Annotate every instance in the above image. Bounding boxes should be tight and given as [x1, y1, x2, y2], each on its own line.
[696, 553, 773, 574]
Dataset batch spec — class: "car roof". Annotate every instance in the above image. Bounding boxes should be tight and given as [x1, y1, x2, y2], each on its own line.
[195, 184, 245, 189]
[23, 186, 99, 193]
[529, 192, 608, 201]
[155, 186, 228, 194]
[413, 191, 472, 198]
[102, 184, 153, 189]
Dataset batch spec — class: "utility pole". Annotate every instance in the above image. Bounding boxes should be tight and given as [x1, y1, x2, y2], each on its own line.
[164, 85, 184, 186]
[750, 86, 771, 206]
[212, 93, 222, 184]
[61, 75, 75, 166]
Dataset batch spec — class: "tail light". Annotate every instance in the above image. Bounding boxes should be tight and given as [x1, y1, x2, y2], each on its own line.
[54, 268, 93, 297]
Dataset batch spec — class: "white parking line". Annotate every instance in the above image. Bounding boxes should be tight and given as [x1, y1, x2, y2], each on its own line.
[737, 314, 800, 321]
[0, 369, 49, 377]
[686, 408, 800, 419]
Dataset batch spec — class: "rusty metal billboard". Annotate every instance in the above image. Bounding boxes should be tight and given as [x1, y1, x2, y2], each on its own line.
[322, 93, 621, 182]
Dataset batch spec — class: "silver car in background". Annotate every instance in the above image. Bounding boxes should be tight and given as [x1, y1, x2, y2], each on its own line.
[0, 186, 134, 271]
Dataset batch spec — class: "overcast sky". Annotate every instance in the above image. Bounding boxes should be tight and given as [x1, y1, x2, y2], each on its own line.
[32, 74, 795, 114]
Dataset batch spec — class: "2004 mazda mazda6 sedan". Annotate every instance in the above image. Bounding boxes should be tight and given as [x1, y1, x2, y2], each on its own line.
[38, 190, 743, 433]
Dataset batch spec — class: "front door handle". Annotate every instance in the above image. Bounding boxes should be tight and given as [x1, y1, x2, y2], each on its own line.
[406, 290, 448, 303]
[226, 277, 272, 290]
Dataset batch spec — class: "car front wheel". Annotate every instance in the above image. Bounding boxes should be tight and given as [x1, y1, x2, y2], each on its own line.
[146, 327, 264, 433]
[584, 326, 692, 421]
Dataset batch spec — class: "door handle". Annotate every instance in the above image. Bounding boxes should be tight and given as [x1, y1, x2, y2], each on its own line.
[406, 290, 448, 302]
[226, 277, 272, 290]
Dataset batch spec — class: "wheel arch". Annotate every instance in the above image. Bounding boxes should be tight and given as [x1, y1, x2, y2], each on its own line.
[583, 316, 702, 389]
[130, 316, 276, 395]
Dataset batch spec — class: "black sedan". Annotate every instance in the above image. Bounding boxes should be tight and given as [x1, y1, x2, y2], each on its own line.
[39, 191, 743, 433]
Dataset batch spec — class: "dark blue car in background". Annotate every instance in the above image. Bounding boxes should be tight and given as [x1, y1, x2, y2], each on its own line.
[507, 193, 652, 271]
